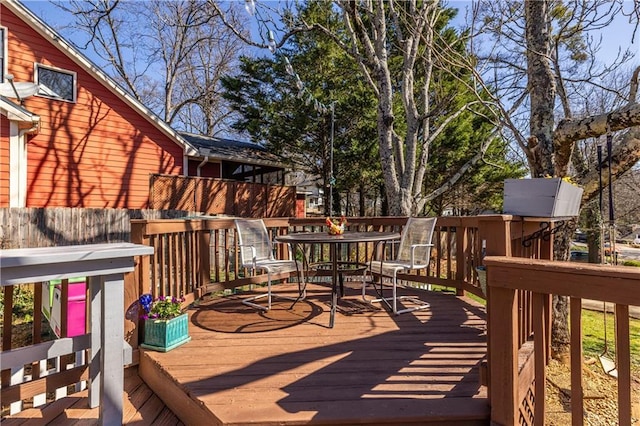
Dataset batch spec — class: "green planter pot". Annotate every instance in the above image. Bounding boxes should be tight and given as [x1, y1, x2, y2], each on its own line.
[140, 312, 191, 352]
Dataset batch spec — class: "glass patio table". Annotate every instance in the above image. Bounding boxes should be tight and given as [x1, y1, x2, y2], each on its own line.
[276, 231, 400, 328]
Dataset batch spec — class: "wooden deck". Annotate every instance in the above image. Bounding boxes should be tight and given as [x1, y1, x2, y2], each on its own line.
[2, 367, 182, 425]
[140, 282, 490, 425]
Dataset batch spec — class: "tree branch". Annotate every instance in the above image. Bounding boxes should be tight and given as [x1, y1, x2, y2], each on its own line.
[554, 102, 640, 175]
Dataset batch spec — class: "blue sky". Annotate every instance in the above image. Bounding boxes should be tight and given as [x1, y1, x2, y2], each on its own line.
[22, 0, 640, 63]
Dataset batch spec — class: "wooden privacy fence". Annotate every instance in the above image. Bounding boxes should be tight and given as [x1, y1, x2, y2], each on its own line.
[0, 207, 193, 249]
[149, 174, 296, 217]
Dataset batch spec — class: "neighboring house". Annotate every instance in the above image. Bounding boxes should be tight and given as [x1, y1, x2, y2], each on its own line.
[180, 132, 286, 184]
[286, 170, 324, 215]
[0, 0, 286, 209]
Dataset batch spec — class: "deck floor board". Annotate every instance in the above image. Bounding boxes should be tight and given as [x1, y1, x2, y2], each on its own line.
[2, 367, 182, 425]
[141, 282, 490, 425]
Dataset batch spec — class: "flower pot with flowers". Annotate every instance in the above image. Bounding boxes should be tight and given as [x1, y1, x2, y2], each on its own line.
[139, 294, 191, 352]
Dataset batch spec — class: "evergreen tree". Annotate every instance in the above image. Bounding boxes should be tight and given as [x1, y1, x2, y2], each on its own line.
[222, 3, 380, 215]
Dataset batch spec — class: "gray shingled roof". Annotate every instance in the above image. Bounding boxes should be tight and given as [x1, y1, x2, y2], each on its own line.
[180, 132, 286, 169]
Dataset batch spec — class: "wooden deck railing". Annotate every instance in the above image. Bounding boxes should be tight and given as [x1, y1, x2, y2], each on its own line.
[126, 215, 552, 345]
[128, 215, 494, 309]
[1, 214, 578, 422]
[0, 243, 152, 423]
[485, 256, 639, 426]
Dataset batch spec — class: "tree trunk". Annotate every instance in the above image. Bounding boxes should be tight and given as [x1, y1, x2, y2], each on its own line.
[526, 0, 569, 356]
[551, 295, 571, 356]
[550, 224, 574, 356]
[332, 191, 341, 217]
[585, 202, 604, 264]
[359, 183, 366, 217]
[380, 183, 389, 216]
[525, 0, 556, 176]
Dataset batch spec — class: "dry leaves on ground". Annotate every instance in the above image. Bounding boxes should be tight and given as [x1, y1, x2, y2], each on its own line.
[545, 357, 640, 425]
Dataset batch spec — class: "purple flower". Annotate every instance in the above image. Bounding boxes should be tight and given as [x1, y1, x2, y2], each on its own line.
[138, 293, 185, 320]
[139, 293, 153, 315]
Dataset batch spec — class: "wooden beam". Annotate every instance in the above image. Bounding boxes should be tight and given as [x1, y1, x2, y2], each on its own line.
[483, 257, 640, 306]
[570, 297, 584, 426]
[488, 285, 519, 425]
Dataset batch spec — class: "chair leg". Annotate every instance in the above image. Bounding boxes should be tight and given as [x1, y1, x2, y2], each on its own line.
[267, 272, 272, 310]
[298, 268, 307, 301]
[242, 273, 273, 311]
[361, 269, 369, 301]
[242, 293, 270, 311]
[289, 270, 308, 309]
[366, 273, 430, 315]
[242, 270, 304, 312]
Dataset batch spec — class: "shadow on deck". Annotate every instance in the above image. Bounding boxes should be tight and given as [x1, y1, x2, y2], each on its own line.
[140, 282, 490, 425]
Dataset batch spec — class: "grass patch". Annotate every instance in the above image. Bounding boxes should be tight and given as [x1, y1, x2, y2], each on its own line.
[581, 308, 640, 373]
[464, 290, 486, 305]
[622, 259, 640, 267]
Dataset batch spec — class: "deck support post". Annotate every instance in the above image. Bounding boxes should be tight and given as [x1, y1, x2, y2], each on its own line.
[488, 283, 519, 425]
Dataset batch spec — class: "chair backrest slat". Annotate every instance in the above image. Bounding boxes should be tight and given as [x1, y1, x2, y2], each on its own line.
[235, 219, 274, 265]
[396, 217, 437, 265]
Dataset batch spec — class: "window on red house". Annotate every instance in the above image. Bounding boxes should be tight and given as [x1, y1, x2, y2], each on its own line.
[35, 63, 76, 102]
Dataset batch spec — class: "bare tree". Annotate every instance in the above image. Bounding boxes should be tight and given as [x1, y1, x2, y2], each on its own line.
[313, 1, 496, 216]
[56, 0, 248, 133]
[471, 0, 640, 355]
[472, 0, 640, 184]
[209, 1, 515, 216]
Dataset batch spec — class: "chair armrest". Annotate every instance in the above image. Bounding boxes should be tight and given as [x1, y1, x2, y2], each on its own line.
[409, 243, 434, 268]
[237, 243, 257, 268]
[272, 240, 295, 260]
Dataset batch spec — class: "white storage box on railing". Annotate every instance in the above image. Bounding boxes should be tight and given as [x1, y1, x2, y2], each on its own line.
[503, 178, 583, 217]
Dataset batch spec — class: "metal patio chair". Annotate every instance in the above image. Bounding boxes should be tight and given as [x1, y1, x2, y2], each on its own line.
[363, 217, 437, 315]
[235, 219, 305, 311]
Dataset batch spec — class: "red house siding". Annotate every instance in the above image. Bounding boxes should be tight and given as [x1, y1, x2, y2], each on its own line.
[0, 118, 9, 207]
[0, 6, 185, 209]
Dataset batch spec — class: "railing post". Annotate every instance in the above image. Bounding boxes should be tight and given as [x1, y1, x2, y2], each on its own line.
[455, 225, 468, 296]
[129, 221, 150, 350]
[479, 215, 512, 258]
[478, 215, 514, 424]
[198, 225, 211, 293]
[488, 283, 520, 425]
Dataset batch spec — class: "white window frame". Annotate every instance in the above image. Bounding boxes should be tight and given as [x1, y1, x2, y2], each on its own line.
[34, 63, 77, 102]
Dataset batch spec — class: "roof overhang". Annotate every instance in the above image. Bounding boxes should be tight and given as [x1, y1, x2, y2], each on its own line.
[0, 96, 40, 131]
[202, 149, 285, 169]
[180, 133, 288, 170]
